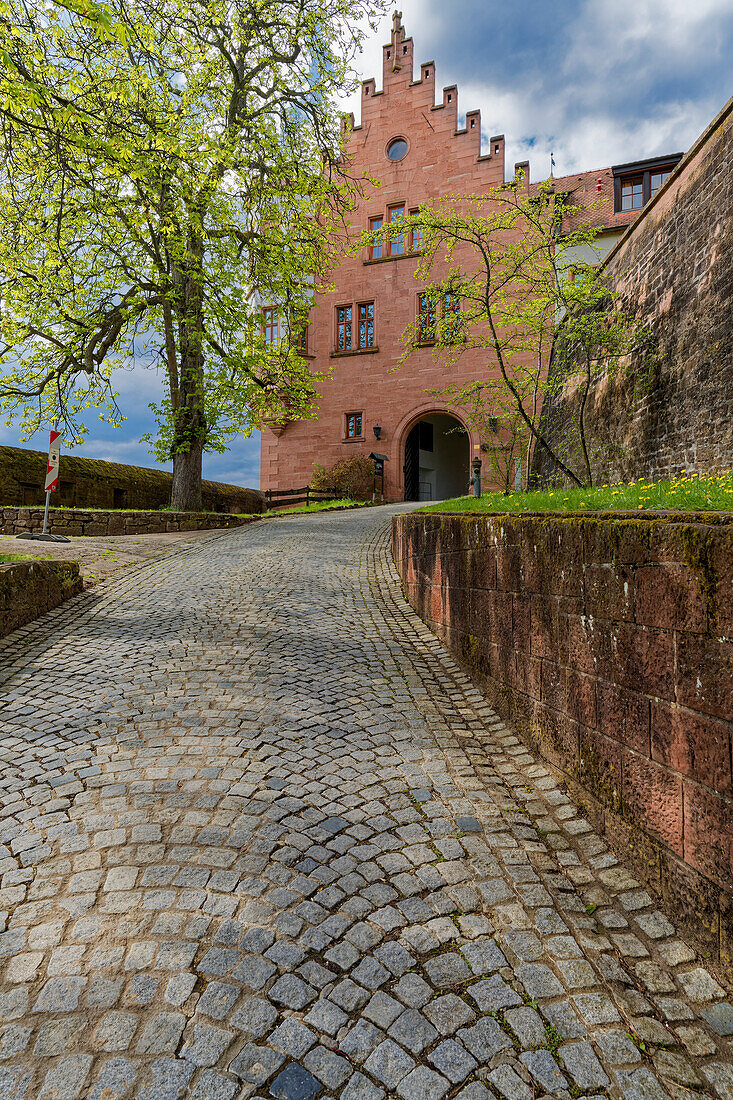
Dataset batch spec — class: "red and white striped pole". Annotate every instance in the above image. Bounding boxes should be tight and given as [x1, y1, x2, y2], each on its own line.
[41, 429, 61, 536]
[17, 427, 70, 542]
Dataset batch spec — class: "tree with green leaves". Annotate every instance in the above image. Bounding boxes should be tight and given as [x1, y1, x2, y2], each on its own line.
[392, 181, 655, 489]
[0, 0, 387, 509]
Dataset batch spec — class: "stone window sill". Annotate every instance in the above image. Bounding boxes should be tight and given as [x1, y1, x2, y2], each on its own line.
[342, 436, 366, 443]
[330, 346, 379, 358]
[364, 252, 421, 266]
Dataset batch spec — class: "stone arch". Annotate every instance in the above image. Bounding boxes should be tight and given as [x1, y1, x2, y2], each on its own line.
[393, 405, 472, 502]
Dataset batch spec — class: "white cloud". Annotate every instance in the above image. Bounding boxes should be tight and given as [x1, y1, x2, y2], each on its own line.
[341, 0, 731, 181]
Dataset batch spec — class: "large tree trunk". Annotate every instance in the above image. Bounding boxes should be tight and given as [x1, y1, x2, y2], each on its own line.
[169, 227, 207, 512]
[171, 443, 203, 511]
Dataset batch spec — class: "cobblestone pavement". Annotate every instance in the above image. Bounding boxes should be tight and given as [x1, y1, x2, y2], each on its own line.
[0, 526, 237, 586]
[0, 505, 731, 1100]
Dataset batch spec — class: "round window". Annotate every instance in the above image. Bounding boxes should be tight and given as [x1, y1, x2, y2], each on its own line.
[387, 138, 408, 161]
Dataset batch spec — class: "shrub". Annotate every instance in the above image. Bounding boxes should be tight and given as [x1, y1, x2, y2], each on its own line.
[311, 455, 374, 500]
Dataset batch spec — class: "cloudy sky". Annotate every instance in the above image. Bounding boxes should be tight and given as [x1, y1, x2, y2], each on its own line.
[4, 0, 731, 488]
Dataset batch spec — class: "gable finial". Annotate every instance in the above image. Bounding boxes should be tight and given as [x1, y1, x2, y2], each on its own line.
[392, 10, 403, 37]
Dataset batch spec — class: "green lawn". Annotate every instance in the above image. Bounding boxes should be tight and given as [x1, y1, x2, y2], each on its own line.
[271, 498, 370, 516]
[422, 473, 733, 514]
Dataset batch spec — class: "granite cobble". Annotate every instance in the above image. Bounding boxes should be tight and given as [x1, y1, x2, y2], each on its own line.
[0, 505, 730, 1097]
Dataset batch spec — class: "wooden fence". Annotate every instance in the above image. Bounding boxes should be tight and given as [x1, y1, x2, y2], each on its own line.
[264, 486, 333, 510]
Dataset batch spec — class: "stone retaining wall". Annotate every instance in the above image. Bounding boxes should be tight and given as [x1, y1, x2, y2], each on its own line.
[0, 560, 83, 637]
[393, 510, 733, 974]
[534, 96, 733, 485]
[1, 508, 261, 537]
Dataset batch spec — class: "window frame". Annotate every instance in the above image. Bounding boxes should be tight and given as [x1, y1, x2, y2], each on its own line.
[409, 207, 423, 252]
[650, 169, 672, 197]
[387, 203, 406, 256]
[357, 301, 374, 349]
[345, 412, 364, 440]
[336, 304, 352, 352]
[262, 306, 280, 346]
[369, 216, 384, 260]
[620, 175, 644, 212]
[418, 292, 437, 344]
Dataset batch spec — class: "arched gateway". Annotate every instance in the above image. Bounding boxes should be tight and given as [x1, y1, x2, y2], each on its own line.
[402, 413, 469, 501]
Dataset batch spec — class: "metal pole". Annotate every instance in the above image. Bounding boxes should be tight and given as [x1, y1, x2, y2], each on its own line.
[471, 456, 482, 498]
[41, 489, 51, 535]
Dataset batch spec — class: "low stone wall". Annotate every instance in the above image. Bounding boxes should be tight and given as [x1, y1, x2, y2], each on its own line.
[1, 508, 261, 537]
[393, 510, 733, 973]
[0, 560, 83, 637]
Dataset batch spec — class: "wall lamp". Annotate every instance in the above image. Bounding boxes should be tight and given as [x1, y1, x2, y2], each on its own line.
[373, 424, 382, 441]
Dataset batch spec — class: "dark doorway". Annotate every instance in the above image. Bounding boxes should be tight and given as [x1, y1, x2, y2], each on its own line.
[403, 424, 420, 501]
[403, 414, 469, 501]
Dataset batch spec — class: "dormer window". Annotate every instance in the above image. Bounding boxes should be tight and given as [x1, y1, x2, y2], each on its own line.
[612, 155, 682, 213]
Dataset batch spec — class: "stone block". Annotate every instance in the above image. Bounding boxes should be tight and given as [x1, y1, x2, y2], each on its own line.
[635, 563, 707, 632]
[610, 622, 675, 698]
[676, 632, 733, 721]
[651, 700, 731, 794]
[683, 781, 733, 888]
[597, 682, 651, 754]
[584, 563, 634, 621]
[622, 750, 683, 855]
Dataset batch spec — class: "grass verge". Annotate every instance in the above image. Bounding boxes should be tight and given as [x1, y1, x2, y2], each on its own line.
[270, 498, 370, 516]
[422, 473, 733, 514]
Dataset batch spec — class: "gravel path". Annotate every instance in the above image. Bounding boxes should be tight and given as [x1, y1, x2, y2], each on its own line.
[0, 506, 730, 1100]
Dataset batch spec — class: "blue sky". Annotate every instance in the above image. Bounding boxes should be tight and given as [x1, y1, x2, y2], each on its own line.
[3, 0, 731, 488]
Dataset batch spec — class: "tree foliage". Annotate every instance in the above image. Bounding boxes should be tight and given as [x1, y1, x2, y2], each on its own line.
[388, 181, 655, 488]
[0, 0, 387, 507]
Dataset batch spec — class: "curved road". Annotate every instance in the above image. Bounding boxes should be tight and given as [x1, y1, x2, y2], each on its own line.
[0, 507, 730, 1100]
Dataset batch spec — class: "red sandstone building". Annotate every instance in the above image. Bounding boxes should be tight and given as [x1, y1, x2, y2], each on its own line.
[260, 14, 682, 501]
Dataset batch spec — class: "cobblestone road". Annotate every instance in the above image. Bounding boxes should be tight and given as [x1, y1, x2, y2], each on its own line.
[0, 506, 731, 1100]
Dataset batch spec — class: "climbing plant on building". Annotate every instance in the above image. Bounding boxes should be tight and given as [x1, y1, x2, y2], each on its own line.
[0, 0, 388, 510]
[388, 183, 656, 488]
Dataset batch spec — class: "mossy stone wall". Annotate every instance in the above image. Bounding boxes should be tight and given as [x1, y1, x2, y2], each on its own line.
[0, 508, 261, 537]
[0, 445, 265, 514]
[0, 560, 83, 638]
[393, 510, 733, 976]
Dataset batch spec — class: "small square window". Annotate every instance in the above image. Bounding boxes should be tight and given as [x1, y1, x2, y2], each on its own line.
[346, 413, 363, 438]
